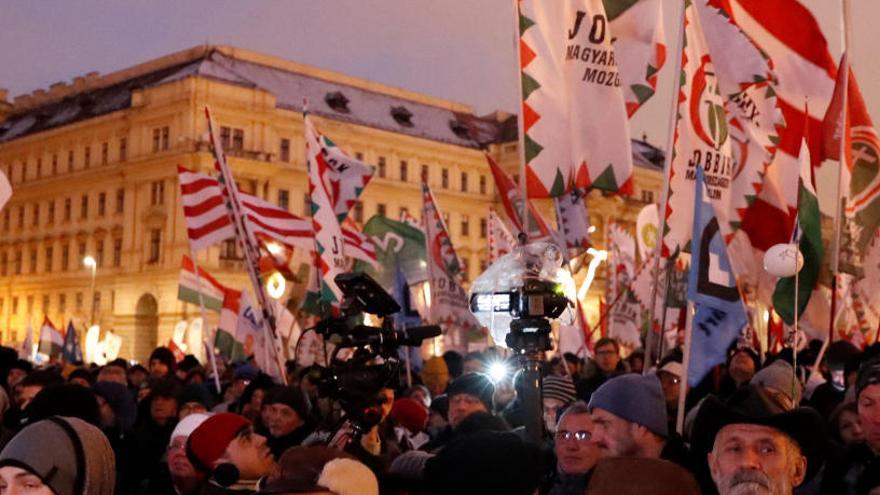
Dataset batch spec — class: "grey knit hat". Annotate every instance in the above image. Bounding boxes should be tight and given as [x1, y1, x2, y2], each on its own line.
[0, 416, 116, 495]
[588, 374, 668, 438]
[751, 359, 802, 406]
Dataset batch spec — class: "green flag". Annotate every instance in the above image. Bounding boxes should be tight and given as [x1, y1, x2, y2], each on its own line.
[353, 215, 426, 290]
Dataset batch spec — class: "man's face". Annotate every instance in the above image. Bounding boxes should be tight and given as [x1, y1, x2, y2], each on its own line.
[6, 369, 27, 389]
[555, 413, 599, 475]
[0, 465, 54, 495]
[264, 403, 304, 438]
[377, 388, 394, 423]
[858, 384, 880, 454]
[543, 398, 566, 433]
[729, 352, 756, 385]
[658, 371, 682, 406]
[149, 359, 169, 378]
[128, 369, 147, 387]
[594, 344, 620, 374]
[98, 366, 127, 385]
[222, 427, 275, 480]
[708, 424, 806, 495]
[151, 396, 178, 424]
[16, 385, 42, 411]
[167, 435, 198, 479]
[589, 408, 639, 457]
[448, 393, 487, 428]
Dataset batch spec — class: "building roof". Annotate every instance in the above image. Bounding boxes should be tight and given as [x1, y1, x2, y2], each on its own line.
[0, 44, 666, 168]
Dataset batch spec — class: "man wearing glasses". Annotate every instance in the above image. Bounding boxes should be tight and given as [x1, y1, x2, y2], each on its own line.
[548, 401, 599, 495]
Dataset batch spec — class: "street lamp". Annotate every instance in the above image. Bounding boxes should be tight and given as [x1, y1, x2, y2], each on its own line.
[83, 255, 97, 325]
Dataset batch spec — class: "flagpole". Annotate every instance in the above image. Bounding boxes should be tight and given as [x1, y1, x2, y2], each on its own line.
[646, 0, 686, 369]
[189, 251, 222, 394]
[510, 0, 530, 241]
[676, 301, 694, 435]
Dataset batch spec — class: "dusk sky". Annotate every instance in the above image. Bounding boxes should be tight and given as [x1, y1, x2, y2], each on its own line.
[2, 0, 878, 203]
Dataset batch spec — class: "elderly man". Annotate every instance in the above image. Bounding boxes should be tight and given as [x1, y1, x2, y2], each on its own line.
[549, 401, 599, 495]
[693, 384, 824, 495]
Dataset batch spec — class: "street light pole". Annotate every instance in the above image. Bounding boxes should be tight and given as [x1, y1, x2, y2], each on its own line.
[83, 256, 97, 326]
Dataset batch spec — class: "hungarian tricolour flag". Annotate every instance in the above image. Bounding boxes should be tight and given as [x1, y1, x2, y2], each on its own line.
[518, 0, 633, 197]
[37, 317, 63, 361]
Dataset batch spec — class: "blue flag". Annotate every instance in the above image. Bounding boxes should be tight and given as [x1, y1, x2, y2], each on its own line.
[393, 265, 424, 372]
[62, 321, 83, 364]
[686, 168, 748, 386]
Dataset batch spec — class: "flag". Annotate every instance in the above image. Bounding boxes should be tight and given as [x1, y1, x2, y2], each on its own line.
[553, 189, 591, 257]
[604, 0, 666, 117]
[421, 180, 483, 351]
[178, 165, 236, 251]
[485, 154, 552, 239]
[687, 167, 748, 386]
[518, 0, 633, 196]
[341, 217, 379, 269]
[606, 221, 640, 350]
[305, 112, 349, 313]
[635, 203, 658, 260]
[306, 119, 374, 222]
[19, 320, 33, 361]
[178, 255, 228, 311]
[488, 209, 517, 263]
[37, 317, 64, 360]
[215, 288, 245, 362]
[61, 321, 83, 364]
[354, 215, 427, 291]
[772, 136, 823, 325]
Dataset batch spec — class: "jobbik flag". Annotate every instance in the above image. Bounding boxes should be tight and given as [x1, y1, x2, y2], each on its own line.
[421, 181, 482, 351]
[518, 0, 633, 197]
[488, 209, 517, 263]
[606, 221, 640, 350]
[553, 189, 591, 257]
[687, 167, 748, 386]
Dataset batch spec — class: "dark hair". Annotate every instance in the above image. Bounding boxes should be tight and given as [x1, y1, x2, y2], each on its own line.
[443, 351, 464, 379]
[594, 338, 619, 354]
[20, 370, 64, 389]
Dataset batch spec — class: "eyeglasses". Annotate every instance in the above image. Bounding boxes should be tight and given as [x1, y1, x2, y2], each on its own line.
[555, 430, 592, 442]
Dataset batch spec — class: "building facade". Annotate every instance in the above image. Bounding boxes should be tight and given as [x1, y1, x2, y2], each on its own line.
[0, 45, 663, 361]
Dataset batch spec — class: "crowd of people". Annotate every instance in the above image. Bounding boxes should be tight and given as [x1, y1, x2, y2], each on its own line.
[0, 335, 877, 494]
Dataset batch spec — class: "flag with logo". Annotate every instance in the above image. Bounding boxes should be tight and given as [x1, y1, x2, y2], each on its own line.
[421, 180, 483, 351]
[38, 317, 64, 360]
[687, 167, 748, 385]
[518, 0, 633, 196]
[353, 215, 427, 291]
[61, 320, 83, 364]
[772, 135, 823, 325]
[488, 209, 517, 263]
[553, 189, 591, 257]
[606, 221, 640, 350]
[604, 0, 666, 117]
[485, 154, 552, 239]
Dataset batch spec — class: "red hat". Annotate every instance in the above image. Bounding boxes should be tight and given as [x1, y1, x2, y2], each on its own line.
[391, 398, 428, 434]
[187, 413, 251, 472]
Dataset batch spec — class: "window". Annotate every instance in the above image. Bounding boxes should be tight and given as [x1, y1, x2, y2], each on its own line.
[115, 189, 124, 213]
[101, 142, 108, 165]
[84, 146, 91, 168]
[280, 138, 290, 162]
[61, 244, 69, 271]
[480, 175, 487, 195]
[95, 240, 104, 268]
[1, 210, 7, 231]
[17, 207, 23, 228]
[98, 192, 106, 217]
[59, 294, 66, 313]
[220, 126, 231, 149]
[11, 297, 18, 314]
[26, 296, 33, 315]
[232, 129, 244, 150]
[277, 189, 290, 210]
[461, 215, 470, 236]
[149, 229, 161, 263]
[36, 158, 42, 178]
[399, 160, 408, 182]
[377, 157, 386, 178]
[51, 154, 58, 175]
[113, 239, 122, 267]
[119, 138, 127, 162]
[67, 150, 74, 172]
[441, 169, 449, 189]
[152, 128, 161, 152]
[64, 198, 72, 221]
[151, 181, 165, 206]
[162, 127, 170, 151]
[220, 239, 240, 260]
[0, 253, 6, 276]
[77, 242, 86, 262]
[42, 295, 49, 313]
[460, 172, 469, 193]
[480, 217, 488, 238]
[377, 203, 386, 217]
[47, 201, 54, 224]
[32, 204, 39, 227]
[355, 152, 364, 161]
[76, 292, 83, 311]
[94, 292, 102, 313]
[29, 249, 36, 273]
[44, 247, 52, 273]
[80, 195, 88, 219]
[353, 202, 364, 223]
[641, 190, 655, 204]
[153, 127, 170, 152]
[421, 164, 429, 183]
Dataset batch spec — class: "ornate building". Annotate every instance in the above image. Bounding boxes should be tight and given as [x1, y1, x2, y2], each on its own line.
[0, 45, 663, 360]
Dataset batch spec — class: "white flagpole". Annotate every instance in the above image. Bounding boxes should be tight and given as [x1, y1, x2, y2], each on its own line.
[647, 1, 687, 369]
[205, 106, 287, 384]
[188, 251, 222, 394]
[511, 0, 530, 242]
[676, 301, 694, 435]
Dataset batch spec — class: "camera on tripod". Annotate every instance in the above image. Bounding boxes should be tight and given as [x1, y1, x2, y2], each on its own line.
[309, 272, 440, 431]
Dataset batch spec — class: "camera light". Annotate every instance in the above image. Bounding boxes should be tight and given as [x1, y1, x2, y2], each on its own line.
[487, 361, 509, 383]
[472, 293, 511, 313]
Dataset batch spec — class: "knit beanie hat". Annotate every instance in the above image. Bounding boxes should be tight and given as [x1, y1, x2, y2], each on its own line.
[170, 412, 212, 446]
[0, 416, 116, 495]
[25, 384, 101, 427]
[588, 373, 668, 438]
[857, 358, 880, 400]
[446, 372, 495, 411]
[263, 386, 311, 420]
[751, 359, 802, 406]
[186, 413, 251, 473]
[391, 398, 429, 433]
[92, 381, 138, 431]
[149, 346, 177, 373]
[542, 375, 577, 405]
[176, 383, 216, 410]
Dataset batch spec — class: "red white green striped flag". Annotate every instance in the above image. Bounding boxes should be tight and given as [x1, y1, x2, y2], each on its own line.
[518, 0, 633, 197]
[178, 255, 227, 312]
